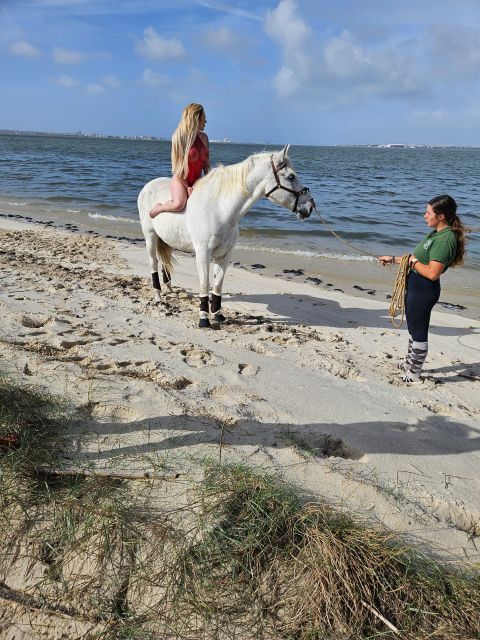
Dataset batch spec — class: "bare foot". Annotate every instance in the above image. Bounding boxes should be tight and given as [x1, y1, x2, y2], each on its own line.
[149, 203, 163, 218]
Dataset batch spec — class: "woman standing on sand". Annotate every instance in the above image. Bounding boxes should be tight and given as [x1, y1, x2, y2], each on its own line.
[149, 103, 210, 218]
[379, 195, 467, 383]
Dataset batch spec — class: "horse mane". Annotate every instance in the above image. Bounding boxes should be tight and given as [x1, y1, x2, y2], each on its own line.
[194, 152, 273, 199]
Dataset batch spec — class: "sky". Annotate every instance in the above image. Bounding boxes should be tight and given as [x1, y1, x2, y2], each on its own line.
[2, 0, 480, 145]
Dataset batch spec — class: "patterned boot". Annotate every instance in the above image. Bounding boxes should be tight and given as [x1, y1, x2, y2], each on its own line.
[398, 337, 413, 372]
[402, 341, 428, 382]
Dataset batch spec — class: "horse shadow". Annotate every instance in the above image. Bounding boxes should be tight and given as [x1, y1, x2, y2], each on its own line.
[76, 411, 480, 463]
[426, 360, 480, 383]
[225, 292, 480, 340]
[225, 291, 388, 329]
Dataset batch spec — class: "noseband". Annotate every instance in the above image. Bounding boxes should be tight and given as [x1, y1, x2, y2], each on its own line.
[265, 156, 315, 213]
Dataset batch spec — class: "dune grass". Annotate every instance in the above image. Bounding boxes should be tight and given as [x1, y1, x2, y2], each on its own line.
[165, 463, 480, 639]
[1, 374, 479, 639]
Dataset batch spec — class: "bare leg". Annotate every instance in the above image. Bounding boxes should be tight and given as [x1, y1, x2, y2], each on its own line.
[150, 176, 188, 218]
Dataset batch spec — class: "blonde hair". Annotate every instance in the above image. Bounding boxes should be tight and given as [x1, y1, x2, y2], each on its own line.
[171, 103, 204, 179]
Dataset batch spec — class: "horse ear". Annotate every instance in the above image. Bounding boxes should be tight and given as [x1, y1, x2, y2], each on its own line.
[281, 144, 290, 158]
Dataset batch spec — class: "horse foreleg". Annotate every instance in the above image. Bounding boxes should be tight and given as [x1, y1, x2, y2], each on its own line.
[144, 230, 162, 302]
[195, 248, 212, 328]
[211, 252, 232, 323]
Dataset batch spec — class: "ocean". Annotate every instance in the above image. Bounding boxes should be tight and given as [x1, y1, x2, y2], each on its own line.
[1, 134, 479, 267]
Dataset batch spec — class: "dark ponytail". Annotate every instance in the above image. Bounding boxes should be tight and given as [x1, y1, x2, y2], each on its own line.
[429, 195, 467, 267]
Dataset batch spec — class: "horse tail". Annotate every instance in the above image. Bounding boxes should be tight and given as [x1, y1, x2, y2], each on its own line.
[156, 236, 176, 277]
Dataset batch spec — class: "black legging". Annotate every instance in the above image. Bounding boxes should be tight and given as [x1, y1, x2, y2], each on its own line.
[405, 271, 440, 342]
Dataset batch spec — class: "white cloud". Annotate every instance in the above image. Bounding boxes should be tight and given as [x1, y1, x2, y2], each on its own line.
[135, 27, 186, 61]
[203, 25, 245, 54]
[428, 25, 480, 79]
[412, 108, 452, 124]
[264, 0, 313, 97]
[103, 73, 121, 88]
[142, 68, 170, 87]
[53, 46, 85, 64]
[9, 40, 41, 58]
[264, 0, 423, 102]
[55, 73, 79, 87]
[86, 83, 104, 94]
[264, 0, 310, 49]
[324, 30, 371, 79]
[412, 102, 480, 127]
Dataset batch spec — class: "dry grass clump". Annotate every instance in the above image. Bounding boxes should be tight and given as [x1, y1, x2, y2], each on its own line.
[167, 463, 480, 640]
[0, 373, 172, 634]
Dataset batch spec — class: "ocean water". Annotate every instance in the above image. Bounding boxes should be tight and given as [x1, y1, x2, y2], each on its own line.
[1, 134, 479, 266]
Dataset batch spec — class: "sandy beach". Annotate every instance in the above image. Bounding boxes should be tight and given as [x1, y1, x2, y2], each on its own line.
[1, 215, 479, 572]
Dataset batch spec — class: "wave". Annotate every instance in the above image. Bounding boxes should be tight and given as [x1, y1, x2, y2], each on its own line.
[88, 212, 140, 224]
[236, 244, 376, 262]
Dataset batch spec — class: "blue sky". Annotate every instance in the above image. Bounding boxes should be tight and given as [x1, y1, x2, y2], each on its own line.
[2, 0, 480, 145]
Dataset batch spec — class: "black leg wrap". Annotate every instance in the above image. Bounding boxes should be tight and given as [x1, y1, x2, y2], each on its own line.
[152, 272, 161, 290]
[199, 296, 209, 312]
[162, 267, 171, 285]
[210, 293, 222, 313]
[198, 318, 211, 328]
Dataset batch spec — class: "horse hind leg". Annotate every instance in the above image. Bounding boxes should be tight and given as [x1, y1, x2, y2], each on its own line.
[162, 266, 172, 292]
[144, 230, 162, 302]
[156, 236, 175, 299]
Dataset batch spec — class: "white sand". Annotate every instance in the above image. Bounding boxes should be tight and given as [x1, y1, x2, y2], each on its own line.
[1, 218, 479, 567]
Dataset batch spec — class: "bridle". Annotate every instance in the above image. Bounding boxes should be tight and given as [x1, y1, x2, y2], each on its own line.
[265, 156, 315, 213]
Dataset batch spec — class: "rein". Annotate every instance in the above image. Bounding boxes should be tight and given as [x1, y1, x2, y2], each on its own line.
[265, 157, 315, 213]
[267, 157, 411, 328]
[313, 208, 410, 327]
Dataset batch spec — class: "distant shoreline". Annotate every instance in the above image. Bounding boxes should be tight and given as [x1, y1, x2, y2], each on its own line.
[1, 130, 480, 148]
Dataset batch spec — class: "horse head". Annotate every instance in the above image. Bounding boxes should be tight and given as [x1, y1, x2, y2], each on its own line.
[264, 145, 315, 219]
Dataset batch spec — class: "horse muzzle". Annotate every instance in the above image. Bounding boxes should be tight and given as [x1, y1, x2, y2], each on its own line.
[296, 194, 315, 219]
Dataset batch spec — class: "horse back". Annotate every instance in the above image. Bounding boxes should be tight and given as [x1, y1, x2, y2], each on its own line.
[137, 177, 172, 220]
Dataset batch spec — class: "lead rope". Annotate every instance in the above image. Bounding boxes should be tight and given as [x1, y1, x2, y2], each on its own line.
[313, 209, 410, 327]
[314, 209, 378, 258]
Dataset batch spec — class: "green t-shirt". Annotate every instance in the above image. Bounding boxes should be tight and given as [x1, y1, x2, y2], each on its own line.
[413, 226, 457, 273]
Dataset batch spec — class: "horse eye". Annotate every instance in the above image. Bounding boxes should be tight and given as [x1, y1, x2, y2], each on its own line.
[287, 173, 295, 181]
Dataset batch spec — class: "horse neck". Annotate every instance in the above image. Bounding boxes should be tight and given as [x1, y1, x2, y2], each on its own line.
[235, 155, 271, 218]
[203, 154, 270, 224]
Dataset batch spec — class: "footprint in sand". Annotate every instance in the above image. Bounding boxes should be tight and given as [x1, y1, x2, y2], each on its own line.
[19, 314, 51, 328]
[180, 344, 215, 367]
[238, 363, 259, 376]
[108, 338, 129, 346]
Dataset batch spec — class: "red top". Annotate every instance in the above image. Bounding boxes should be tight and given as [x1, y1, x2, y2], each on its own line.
[186, 134, 209, 187]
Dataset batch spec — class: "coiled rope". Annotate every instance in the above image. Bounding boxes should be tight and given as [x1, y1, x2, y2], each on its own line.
[314, 209, 410, 327]
[389, 254, 410, 328]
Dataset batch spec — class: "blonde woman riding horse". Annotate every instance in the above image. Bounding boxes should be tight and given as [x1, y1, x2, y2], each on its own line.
[138, 145, 315, 327]
[149, 103, 209, 219]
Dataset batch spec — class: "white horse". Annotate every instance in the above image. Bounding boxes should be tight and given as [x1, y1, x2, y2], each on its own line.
[138, 145, 315, 327]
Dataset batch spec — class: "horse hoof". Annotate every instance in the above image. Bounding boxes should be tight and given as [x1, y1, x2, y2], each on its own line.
[213, 313, 226, 323]
[198, 318, 211, 329]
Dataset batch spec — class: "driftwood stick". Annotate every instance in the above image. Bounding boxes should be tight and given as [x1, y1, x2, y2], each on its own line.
[0, 581, 90, 622]
[361, 600, 400, 634]
[38, 467, 181, 481]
